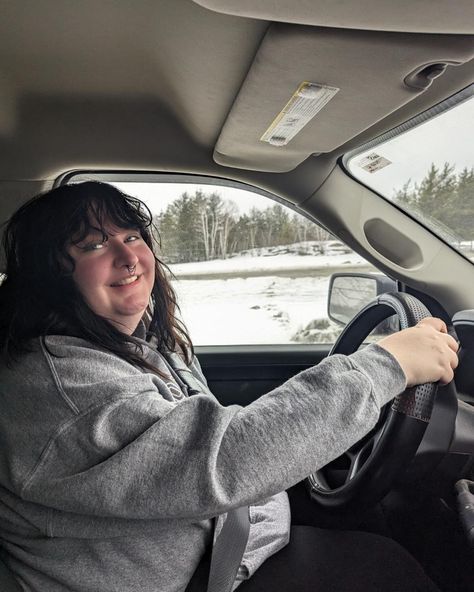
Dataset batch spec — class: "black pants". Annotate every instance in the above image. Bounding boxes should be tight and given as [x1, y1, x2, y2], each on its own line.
[187, 526, 441, 592]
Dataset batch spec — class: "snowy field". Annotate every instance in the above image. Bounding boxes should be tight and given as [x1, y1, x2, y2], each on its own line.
[172, 275, 335, 345]
[170, 242, 370, 279]
[169, 243, 374, 345]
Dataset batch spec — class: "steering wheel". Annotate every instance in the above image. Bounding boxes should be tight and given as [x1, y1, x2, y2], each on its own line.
[307, 292, 438, 511]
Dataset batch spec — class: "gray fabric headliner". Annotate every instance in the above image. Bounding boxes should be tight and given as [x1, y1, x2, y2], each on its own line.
[193, 0, 474, 34]
[0, 0, 266, 162]
[0, 0, 472, 184]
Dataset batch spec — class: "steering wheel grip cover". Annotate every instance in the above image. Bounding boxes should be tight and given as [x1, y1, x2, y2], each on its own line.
[308, 292, 437, 510]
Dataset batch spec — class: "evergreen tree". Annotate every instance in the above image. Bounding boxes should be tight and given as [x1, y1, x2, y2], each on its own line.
[449, 167, 474, 241]
[157, 192, 204, 262]
[393, 163, 474, 242]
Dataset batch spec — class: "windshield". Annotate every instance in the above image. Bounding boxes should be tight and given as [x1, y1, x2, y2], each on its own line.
[347, 86, 474, 263]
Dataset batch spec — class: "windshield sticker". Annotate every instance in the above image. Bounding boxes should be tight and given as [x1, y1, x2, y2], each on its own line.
[357, 152, 392, 173]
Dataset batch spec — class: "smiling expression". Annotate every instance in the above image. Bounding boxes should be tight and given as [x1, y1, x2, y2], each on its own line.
[68, 222, 156, 334]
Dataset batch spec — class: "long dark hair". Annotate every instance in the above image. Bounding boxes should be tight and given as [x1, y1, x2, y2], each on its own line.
[0, 181, 193, 368]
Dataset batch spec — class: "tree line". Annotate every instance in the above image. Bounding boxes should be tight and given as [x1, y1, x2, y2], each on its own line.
[155, 190, 331, 263]
[393, 163, 474, 243]
[155, 163, 474, 264]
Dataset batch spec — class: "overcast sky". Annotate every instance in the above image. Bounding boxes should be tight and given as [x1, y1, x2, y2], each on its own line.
[114, 182, 270, 216]
[348, 95, 473, 197]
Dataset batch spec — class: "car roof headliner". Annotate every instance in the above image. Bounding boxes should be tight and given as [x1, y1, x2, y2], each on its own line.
[0, 0, 472, 199]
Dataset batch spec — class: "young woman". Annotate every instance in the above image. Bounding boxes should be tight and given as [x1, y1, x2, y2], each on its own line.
[0, 182, 457, 592]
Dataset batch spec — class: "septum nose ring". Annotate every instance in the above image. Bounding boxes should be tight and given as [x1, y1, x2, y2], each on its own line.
[126, 264, 137, 275]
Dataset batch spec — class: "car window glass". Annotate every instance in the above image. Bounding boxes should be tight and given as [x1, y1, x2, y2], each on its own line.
[347, 88, 474, 264]
[106, 181, 390, 346]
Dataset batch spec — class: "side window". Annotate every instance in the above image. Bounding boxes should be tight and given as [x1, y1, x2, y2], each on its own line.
[113, 181, 381, 346]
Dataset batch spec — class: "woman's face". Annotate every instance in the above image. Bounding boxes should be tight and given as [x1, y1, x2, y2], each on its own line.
[68, 222, 156, 335]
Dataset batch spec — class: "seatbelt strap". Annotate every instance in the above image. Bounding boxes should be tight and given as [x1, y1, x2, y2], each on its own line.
[207, 506, 250, 592]
[163, 351, 251, 592]
[164, 351, 214, 397]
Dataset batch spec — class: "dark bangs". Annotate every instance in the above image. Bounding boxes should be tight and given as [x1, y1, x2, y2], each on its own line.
[59, 183, 155, 268]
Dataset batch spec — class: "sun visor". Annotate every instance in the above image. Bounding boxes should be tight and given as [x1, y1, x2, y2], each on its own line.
[214, 24, 474, 172]
[193, 0, 474, 35]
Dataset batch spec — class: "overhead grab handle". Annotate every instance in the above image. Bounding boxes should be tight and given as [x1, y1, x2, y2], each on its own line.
[404, 61, 460, 90]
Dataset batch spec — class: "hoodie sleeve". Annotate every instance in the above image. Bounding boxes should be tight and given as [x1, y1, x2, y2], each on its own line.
[21, 341, 406, 520]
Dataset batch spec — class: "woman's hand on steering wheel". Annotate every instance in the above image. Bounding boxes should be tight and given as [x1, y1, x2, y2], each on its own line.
[377, 317, 459, 387]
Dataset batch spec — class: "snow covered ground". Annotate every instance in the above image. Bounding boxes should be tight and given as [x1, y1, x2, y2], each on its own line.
[170, 241, 369, 279]
[172, 275, 335, 345]
[169, 243, 374, 345]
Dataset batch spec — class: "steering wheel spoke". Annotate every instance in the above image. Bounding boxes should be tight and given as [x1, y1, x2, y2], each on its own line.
[346, 427, 384, 482]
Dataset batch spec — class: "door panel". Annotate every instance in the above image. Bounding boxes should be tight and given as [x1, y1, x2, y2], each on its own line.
[196, 344, 330, 406]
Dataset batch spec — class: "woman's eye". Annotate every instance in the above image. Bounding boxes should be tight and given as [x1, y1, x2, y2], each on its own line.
[81, 241, 105, 252]
[125, 234, 141, 243]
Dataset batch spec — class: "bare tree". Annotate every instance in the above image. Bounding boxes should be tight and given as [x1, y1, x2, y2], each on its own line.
[198, 192, 230, 260]
[217, 201, 237, 258]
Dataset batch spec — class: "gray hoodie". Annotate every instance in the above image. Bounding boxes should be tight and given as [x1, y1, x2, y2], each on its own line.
[0, 331, 405, 592]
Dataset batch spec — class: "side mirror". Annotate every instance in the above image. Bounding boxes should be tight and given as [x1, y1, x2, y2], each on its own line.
[328, 273, 398, 333]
